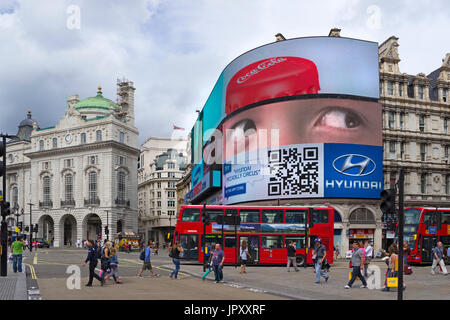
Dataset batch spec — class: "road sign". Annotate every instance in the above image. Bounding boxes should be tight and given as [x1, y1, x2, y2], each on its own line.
[428, 226, 437, 234]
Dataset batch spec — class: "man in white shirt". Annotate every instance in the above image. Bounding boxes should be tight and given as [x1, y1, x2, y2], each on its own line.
[363, 240, 373, 277]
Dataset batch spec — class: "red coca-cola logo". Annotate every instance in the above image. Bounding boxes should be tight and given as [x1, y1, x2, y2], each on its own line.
[236, 57, 288, 84]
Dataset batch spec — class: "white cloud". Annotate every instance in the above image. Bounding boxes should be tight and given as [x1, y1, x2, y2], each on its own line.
[0, 0, 449, 145]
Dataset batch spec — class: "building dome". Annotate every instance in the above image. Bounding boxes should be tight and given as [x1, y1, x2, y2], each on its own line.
[75, 86, 119, 113]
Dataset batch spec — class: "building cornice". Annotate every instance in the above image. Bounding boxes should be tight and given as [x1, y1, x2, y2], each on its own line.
[24, 140, 140, 159]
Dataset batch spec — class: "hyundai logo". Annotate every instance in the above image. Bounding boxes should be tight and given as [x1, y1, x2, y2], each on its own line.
[332, 154, 376, 177]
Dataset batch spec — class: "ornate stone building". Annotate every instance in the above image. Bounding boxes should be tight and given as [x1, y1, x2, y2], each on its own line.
[3, 80, 139, 247]
[138, 137, 188, 244]
[380, 37, 450, 207]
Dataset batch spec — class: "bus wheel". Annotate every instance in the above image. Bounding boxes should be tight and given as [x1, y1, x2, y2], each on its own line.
[296, 254, 306, 267]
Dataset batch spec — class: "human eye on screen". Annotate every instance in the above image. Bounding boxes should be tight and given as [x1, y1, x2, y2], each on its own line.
[314, 107, 365, 130]
[227, 119, 257, 139]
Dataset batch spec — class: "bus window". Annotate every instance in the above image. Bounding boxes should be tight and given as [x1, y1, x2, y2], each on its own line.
[312, 210, 329, 224]
[181, 208, 201, 222]
[285, 210, 306, 223]
[224, 235, 236, 248]
[441, 212, 450, 224]
[240, 209, 260, 223]
[309, 235, 317, 249]
[261, 235, 282, 249]
[225, 209, 238, 217]
[206, 209, 224, 223]
[404, 208, 421, 225]
[284, 236, 305, 249]
[262, 210, 283, 223]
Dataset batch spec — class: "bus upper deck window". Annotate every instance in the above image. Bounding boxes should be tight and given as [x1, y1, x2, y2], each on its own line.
[181, 208, 201, 222]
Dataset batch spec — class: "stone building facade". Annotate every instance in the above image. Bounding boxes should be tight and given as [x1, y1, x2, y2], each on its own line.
[2, 80, 139, 247]
[138, 137, 188, 245]
[380, 38, 450, 207]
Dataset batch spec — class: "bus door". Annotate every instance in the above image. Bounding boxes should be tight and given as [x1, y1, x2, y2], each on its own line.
[179, 234, 199, 260]
[421, 236, 438, 263]
[239, 235, 260, 264]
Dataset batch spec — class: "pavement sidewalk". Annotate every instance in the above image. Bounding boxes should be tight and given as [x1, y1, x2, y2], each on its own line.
[165, 260, 450, 300]
[0, 254, 28, 300]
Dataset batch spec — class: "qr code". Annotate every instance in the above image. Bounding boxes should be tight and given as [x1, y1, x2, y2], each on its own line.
[267, 146, 320, 196]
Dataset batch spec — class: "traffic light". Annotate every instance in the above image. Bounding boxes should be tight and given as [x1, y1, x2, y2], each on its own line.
[25, 225, 29, 232]
[18, 221, 23, 232]
[104, 226, 109, 235]
[202, 211, 210, 225]
[34, 223, 38, 233]
[380, 188, 396, 215]
[1, 201, 11, 219]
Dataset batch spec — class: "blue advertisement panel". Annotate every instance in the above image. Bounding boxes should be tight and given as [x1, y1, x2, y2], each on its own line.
[323, 144, 383, 198]
[222, 143, 383, 204]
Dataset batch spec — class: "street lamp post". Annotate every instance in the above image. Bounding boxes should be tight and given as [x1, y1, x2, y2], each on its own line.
[28, 203, 34, 252]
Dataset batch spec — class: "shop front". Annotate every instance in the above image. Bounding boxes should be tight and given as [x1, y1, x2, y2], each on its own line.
[348, 229, 374, 246]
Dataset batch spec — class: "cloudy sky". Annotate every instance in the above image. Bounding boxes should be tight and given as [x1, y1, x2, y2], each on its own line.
[0, 0, 449, 146]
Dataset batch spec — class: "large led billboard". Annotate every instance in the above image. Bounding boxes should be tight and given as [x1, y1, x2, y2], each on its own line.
[190, 36, 382, 204]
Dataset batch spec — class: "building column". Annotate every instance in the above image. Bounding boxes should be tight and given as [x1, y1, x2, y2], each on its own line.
[54, 220, 61, 248]
[374, 224, 383, 253]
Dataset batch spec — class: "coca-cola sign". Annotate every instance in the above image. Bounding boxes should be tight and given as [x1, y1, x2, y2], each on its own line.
[236, 57, 288, 84]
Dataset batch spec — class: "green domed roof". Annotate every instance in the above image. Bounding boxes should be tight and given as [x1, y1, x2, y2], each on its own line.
[75, 86, 118, 110]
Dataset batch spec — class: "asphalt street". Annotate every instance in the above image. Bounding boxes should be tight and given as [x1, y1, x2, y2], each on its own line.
[27, 247, 450, 300]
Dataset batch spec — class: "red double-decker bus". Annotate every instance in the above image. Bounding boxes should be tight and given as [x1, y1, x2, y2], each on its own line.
[396, 207, 450, 265]
[173, 205, 334, 266]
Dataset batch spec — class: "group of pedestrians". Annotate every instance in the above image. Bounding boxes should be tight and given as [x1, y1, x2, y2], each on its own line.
[82, 239, 122, 286]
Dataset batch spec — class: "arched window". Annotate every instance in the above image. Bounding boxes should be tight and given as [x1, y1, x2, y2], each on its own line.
[52, 138, 57, 148]
[334, 210, 342, 223]
[96, 130, 102, 142]
[349, 208, 375, 224]
[117, 172, 125, 202]
[65, 174, 73, 201]
[39, 140, 44, 150]
[43, 176, 51, 204]
[81, 133, 86, 144]
[12, 187, 18, 207]
[89, 172, 97, 201]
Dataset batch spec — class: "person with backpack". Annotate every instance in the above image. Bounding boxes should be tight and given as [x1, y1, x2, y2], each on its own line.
[345, 241, 367, 289]
[138, 241, 160, 278]
[313, 238, 329, 284]
[169, 241, 184, 279]
[82, 240, 104, 286]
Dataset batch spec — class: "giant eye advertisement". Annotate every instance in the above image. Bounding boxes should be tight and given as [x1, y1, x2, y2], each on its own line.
[191, 36, 382, 204]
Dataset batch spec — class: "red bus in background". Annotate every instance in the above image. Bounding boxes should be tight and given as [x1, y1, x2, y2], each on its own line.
[396, 207, 450, 265]
[173, 205, 334, 266]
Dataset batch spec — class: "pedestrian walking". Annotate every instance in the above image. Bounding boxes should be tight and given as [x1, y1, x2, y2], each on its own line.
[109, 247, 122, 284]
[431, 242, 448, 275]
[169, 241, 184, 279]
[363, 240, 373, 277]
[240, 240, 251, 274]
[211, 243, 225, 283]
[155, 241, 159, 255]
[138, 241, 160, 278]
[345, 241, 367, 289]
[100, 241, 112, 284]
[382, 243, 405, 291]
[10, 236, 26, 273]
[313, 238, 329, 284]
[82, 240, 104, 286]
[286, 240, 298, 272]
